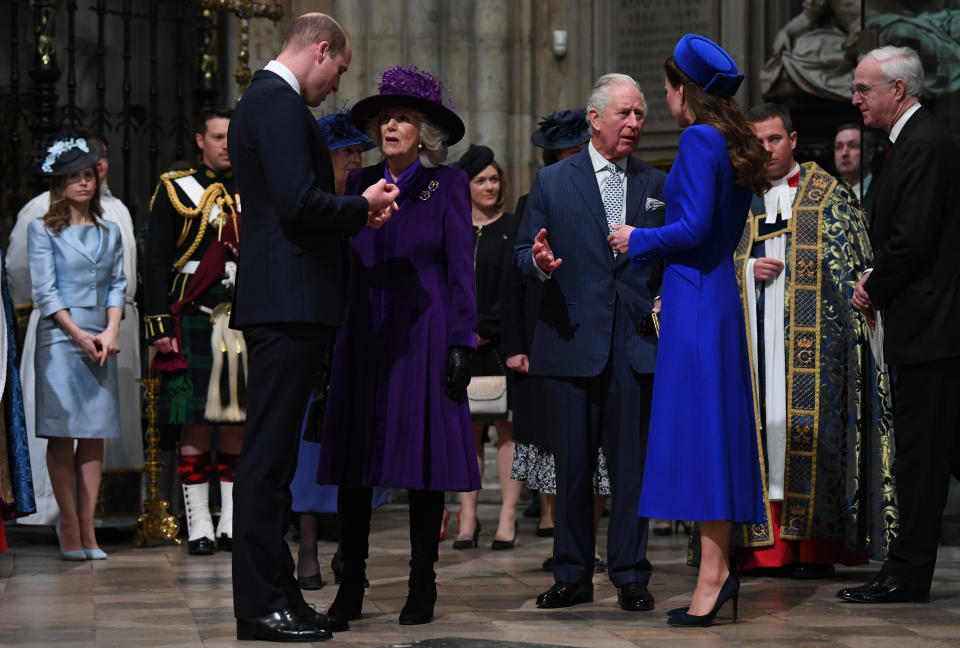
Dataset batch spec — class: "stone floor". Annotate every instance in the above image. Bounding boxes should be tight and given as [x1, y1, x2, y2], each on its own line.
[2, 503, 960, 647]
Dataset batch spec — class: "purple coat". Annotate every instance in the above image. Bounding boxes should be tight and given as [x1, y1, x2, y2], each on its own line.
[317, 160, 481, 492]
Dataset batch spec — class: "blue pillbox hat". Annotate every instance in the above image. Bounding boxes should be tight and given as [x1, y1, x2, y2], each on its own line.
[673, 34, 744, 97]
[316, 111, 375, 152]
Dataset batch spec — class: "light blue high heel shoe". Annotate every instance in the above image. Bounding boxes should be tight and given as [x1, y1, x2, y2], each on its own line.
[55, 520, 88, 561]
[82, 547, 108, 560]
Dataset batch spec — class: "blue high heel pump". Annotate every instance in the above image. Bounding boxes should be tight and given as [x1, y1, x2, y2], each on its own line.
[55, 521, 86, 561]
[668, 571, 739, 627]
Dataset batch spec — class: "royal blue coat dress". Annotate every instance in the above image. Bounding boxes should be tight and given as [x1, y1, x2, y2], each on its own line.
[629, 124, 764, 523]
[317, 160, 481, 492]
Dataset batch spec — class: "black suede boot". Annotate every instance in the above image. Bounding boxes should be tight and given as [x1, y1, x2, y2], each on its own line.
[398, 490, 443, 625]
[327, 486, 372, 624]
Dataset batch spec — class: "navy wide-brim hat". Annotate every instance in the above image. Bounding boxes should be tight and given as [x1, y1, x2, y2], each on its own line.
[530, 108, 591, 150]
[350, 65, 465, 146]
[317, 111, 375, 152]
[36, 131, 104, 176]
[673, 34, 744, 97]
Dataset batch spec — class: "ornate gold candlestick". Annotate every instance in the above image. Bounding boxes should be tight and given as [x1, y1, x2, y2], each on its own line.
[136, 373, 181, 546]
[201, 0, 284, 97]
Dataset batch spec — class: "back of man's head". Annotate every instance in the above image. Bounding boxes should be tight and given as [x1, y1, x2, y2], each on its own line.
[744, 103, 793, 133]
[280, 13, 347, 56]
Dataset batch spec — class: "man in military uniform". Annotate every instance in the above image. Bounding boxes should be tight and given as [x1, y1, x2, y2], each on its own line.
[731, 103, 896, 576]
[144, 107, 244, 555]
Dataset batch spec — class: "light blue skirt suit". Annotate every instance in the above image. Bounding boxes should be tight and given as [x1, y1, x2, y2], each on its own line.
[27, 219, 126, 439]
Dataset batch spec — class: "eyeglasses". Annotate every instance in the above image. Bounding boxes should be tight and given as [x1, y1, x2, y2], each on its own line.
[851, 80, 894, 97]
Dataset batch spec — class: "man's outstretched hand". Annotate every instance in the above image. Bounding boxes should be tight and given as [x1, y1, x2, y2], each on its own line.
[532, 228, 562, 273]
[362, 179, 400, 228]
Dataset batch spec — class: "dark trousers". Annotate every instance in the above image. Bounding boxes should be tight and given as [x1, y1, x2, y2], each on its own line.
[338, 486, 444, 581]
[882, 357, 960, 589]
[232, 323, 331, 618]
[544, 329, 653, 587]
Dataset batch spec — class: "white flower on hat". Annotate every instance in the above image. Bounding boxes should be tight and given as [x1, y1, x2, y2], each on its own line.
[41, 137, 90, 174]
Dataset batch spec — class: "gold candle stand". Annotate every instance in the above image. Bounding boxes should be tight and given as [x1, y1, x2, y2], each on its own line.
[136, 373, 181, 546]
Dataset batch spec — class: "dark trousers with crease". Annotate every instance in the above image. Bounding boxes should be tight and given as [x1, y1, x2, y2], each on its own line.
[881, 357, 960, 590]
[338, 486, 444, 582]
[232, 323, 331, 618]
[543, 310, 653, 588]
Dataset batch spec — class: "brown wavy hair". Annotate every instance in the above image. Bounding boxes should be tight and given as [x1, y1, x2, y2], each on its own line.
[44, 165, 104, 234]
[665, 57, 770, 195]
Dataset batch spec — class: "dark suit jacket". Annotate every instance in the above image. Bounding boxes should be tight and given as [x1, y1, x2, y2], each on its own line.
[514, 147, 666, 377]
[865, 107, 960, 365]
[228, 69, 370, 329]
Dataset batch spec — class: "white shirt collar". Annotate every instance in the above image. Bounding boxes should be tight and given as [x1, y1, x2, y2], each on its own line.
[889, 102, 921, 144]
[588, 141, 627, 174]
[762, 162, 801, 225]
[264, 60, 300, 96]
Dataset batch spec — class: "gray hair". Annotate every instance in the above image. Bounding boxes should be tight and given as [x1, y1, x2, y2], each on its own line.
[367, 108, 449, 168]
[870, 46, 924, 98]
[586, 73, 646, 132]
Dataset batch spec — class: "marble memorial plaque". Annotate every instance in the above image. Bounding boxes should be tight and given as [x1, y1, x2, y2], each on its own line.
[613, 0, 721, 133]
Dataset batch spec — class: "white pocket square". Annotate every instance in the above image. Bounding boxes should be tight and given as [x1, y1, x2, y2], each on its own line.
[645, 197, 665, 211]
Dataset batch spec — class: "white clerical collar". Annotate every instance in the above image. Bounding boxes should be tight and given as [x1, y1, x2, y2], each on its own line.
[762, 162, 801, 224]
[889, 102, 921, 144]
[588, 141, 627, 174]
[264, 60, 300, 95]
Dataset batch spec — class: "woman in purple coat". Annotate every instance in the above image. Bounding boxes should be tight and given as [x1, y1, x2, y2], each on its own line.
[318, 66, 479, 627]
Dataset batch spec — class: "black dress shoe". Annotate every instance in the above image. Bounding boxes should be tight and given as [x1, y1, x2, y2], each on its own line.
[293, 604, 349, 632]
[535, 526, 554, 538]
[188, 537, 216, 556]
[593, 557, 607, 573]
[297, 572, 325, 590]
[541, 555, 554, 572]
[236, 608, 332, 642]
[618, 582, 655, 611]
[836, 574, 930, 604]
[536, 581, 594, 608]
[217, 534, 232, 552]
[790, 563, 835, 580]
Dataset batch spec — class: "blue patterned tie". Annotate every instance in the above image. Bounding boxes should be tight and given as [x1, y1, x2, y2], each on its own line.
[602, 162, 623, 234]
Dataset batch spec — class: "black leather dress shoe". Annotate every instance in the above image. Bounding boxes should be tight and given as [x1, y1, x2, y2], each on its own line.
[217, 534, 232, 552]
[836, 574, 930, 604]
[293, 604, 349, 632]
[618, 582, 655, 611]
[236, 608, 332, 642]
[536, 581, 594, 608]
[187, 537, 216, 556]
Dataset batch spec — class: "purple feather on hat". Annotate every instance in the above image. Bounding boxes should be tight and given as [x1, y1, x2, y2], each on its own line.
[377, 66, 456, 110]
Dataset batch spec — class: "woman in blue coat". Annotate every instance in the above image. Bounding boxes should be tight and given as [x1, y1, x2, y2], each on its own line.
[609, 35, 769, 626]
[27, 132, 126, 561]
[318, 66, 479, 627]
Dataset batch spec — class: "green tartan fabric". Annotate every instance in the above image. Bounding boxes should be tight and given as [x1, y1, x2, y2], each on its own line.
[158, 283, 230, 425]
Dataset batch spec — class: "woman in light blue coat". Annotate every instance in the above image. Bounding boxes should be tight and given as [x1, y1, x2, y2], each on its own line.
[27, 132, 126, 560]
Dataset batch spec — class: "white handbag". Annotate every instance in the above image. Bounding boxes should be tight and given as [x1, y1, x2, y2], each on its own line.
[467, 375, 508, 415]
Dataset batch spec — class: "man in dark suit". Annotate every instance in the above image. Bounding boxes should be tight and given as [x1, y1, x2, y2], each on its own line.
[514, 73, 666, 611]
[840, 45, 960, 604]
[227, 13, 399, 642]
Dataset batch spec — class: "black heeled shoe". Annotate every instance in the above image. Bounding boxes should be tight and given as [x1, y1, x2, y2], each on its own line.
[491, 521, 518, 550]
[452, 520, 480, 549]
[668, 572, 739, 627]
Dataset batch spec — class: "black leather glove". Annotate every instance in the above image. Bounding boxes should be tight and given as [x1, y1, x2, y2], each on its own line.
[445, 345, 474, 398]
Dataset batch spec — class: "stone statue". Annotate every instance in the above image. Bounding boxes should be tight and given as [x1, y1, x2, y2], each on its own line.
[868, 5, 960, 97]
[761, 0, 862, 101]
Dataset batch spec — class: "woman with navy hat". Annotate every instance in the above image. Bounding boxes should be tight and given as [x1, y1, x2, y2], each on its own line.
[27, 131, 126, 561]
[289, 110, 387, 590]
[609, 34, 769, 626]
[317, 66, 479, 626]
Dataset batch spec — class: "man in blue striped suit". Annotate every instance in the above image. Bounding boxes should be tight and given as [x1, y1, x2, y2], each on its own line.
[515, 73, 666, 611]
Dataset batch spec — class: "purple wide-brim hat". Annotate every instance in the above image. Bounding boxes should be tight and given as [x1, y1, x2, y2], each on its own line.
[350, 66, 465, 146]
[673, 33, 744, 97]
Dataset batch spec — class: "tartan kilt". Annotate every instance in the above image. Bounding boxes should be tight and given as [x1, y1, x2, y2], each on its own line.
[158, 283, 231, 426]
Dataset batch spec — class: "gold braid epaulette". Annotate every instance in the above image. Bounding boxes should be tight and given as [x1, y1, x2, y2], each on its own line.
[152, 171, 238, 271]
